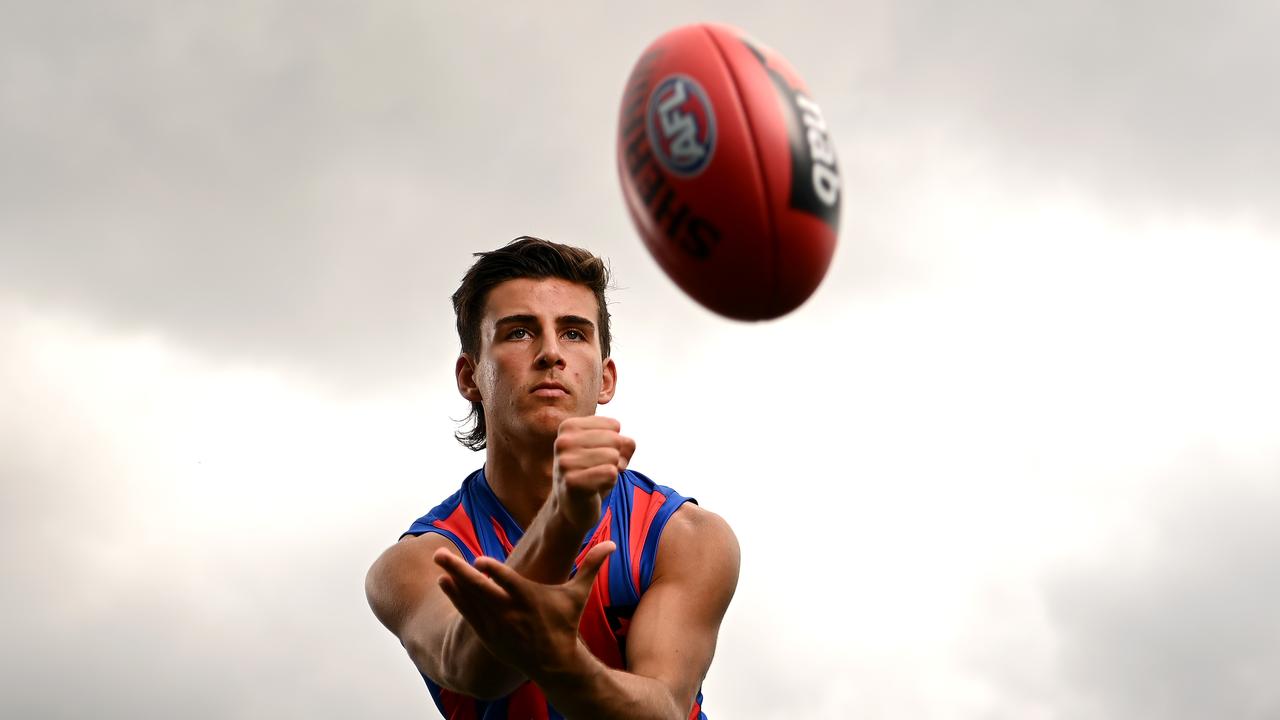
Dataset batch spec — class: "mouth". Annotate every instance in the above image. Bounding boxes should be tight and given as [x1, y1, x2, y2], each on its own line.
[531, 381, 569, 397]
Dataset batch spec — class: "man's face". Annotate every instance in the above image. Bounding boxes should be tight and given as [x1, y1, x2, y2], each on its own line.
[458, 277, 616, 445]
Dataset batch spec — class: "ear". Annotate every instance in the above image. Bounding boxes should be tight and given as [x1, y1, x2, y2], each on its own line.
[597, 357, 617, 405]
[456, 354, 483, 402]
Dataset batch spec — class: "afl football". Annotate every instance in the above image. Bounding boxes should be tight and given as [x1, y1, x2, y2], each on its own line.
[617, 23, 841, 320]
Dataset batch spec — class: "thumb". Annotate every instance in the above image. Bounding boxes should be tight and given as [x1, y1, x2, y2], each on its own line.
[619, 435, 636, 472]
[570, 540, 616, 595]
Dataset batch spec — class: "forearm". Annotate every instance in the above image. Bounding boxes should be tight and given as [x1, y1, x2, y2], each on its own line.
[419, 612, 524, 699]
[533, 641, 686, 720]
[504, 494, 591, 583]
[420, 501, 590, 696]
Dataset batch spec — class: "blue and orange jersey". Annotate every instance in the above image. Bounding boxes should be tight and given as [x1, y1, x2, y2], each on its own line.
[401, 467, 707, 720]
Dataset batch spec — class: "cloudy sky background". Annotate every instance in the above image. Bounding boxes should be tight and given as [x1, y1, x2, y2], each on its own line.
[3, 1, 1278, 718]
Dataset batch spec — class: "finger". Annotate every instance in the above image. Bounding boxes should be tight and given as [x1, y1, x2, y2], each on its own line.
[438, 569, 503, 613]
[570, 541, 616, 595]
[562, 467, 622, 498]
[436, 548, 502, 586]
[554, 435, 624, 464]
[438, 573, 478, 619]
[434, 547, 484, 577]
[560, 447, 625, 472]
[559, 416, 620, 434]
[438, 574, 501, 637]
[437, 573, 462, 605]
[472, 556, 533, 601]
[618, 434, 636, 471]
[559, 429, 627, 450]
[437, 551, 512, 605]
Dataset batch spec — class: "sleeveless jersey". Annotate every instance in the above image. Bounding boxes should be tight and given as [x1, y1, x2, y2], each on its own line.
[401, 467, 707, 720]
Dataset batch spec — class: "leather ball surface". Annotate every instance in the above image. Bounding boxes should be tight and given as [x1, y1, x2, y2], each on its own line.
[618, 23, 841, 320]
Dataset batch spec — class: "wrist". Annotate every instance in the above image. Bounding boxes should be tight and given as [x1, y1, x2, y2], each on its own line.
[512, 495, 593, 584]
[546, 490, 595, 536]
[528, 638, 601, 697]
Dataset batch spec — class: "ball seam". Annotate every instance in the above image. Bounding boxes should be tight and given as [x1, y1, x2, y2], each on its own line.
[699, 23, 781, 318]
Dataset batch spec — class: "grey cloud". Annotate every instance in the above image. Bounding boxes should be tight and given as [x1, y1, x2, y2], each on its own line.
[870, 0, 1280, 221]
[1042, 468, 1280, 719]
[5, 6, 1280, 720]
[0, 2, 659, 387]
[3, 0, 1277, 392]
[0, 322, 431, 719]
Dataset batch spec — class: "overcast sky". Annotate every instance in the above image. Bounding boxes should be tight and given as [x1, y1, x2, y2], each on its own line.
[3, 1, 1278, 718]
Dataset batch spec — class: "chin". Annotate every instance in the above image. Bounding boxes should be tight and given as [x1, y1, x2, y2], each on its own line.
[523, 404, 592, 438]
[524, 407, 571, 437]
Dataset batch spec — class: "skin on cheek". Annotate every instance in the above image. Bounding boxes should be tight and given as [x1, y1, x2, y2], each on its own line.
[576, 370, 600, 415]
[473, 361, 490, 401]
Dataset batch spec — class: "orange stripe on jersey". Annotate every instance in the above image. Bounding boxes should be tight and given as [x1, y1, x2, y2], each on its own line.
[432, 503, 482, 558]
[505, 682, 549, 719]
[489, 516, 514, 555]
[579, 565, 625, 670]
[576, 506, 623, 670]
[575, 505, 614, 565]
[437, 688, 477, 720]
[579, 506, 615, 607]
[628, 486, 663, 592]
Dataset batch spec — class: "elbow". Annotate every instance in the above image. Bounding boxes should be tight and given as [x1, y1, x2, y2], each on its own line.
[400, 633, 438, 683]
[669, 694, 692, 720]
[405, 628, 519, 701]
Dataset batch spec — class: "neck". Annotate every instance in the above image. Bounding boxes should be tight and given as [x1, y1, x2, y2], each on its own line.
[483, 429, 555, 529]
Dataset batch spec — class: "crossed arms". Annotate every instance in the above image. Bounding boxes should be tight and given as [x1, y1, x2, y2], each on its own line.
[365, 422, 740, 719]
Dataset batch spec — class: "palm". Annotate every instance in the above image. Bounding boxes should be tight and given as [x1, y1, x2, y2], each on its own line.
[435, 541, 616, 676]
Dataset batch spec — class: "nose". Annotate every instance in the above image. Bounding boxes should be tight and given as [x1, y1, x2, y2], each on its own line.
[536, 336, 566, 369]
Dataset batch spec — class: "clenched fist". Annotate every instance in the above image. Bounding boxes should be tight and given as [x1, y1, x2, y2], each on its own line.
[551, 416, 636, 530]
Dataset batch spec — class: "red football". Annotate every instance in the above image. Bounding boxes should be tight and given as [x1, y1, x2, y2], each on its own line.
[617, 23, 841, 320]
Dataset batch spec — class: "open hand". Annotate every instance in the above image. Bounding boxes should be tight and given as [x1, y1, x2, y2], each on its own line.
[434, 541, 617, 679]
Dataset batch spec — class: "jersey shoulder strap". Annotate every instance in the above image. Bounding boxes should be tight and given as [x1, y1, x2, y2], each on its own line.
[603, 469, 696, 608]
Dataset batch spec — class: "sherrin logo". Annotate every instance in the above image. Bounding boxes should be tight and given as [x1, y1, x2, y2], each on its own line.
[645, 74, 717, 177]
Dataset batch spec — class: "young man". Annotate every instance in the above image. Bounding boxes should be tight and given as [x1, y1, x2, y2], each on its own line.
[366, 237, 740, 719]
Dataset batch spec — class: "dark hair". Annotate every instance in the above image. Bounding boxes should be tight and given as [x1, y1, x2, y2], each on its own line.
[451, 236, 612, 451]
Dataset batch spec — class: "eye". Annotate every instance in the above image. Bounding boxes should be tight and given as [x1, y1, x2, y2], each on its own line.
[507, 327, 530, 340]
[564, 329, 585, 341]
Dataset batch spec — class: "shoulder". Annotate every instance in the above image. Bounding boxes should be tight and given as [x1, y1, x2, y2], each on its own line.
[616, 468, 698, 514]
[365, 532, 459, 635]
[617, 468, 737, 571]
[653, 502, 740, 589]
[665, 501, 734, 542]
[370, 470, 484, 624]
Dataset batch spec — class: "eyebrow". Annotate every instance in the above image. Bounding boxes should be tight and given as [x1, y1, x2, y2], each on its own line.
[494, 314, 596, 331]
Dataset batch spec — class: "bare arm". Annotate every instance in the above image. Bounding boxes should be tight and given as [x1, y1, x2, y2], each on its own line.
[365, 417, 635, 699]
[439, 501, 740, 719]
[535, 503, 741, 718]
[366, 532, 524, 698]
[364, 501, 611, 698]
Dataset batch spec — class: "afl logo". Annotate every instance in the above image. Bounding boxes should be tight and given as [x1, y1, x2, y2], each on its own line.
[645, 74, 717, 177]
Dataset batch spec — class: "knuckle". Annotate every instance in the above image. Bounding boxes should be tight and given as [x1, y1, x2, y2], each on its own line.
[565, 470, 592, 492]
